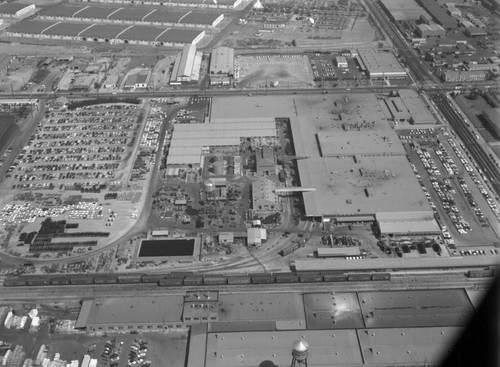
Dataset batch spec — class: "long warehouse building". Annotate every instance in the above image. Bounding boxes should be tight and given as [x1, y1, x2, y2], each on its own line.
[167, 121, 277, 166]
[38, 4, 224, 28]
[357, 49, 407, 79]
[4, 20, 205, 46]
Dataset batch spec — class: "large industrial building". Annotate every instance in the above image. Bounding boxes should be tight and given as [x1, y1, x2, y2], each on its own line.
[417, 23, 446, 38]
[4, 20, 205, 47]
[167, 121, 277, 166]
[297, 155, 432, 222]
[384, 89, 436, 124]
[38, 3, 224, 28]
[357, 49, 407, 79]
[480, 107, 500, 139]
[74, 288, 474, 367]
[378, 0, 431, 22]
[81, 0, 243, 9]
[209, 47, 234, 76]
[417, 0, 458, 31]
[169, 44, 203, 85]
[252, 177, 280, 213]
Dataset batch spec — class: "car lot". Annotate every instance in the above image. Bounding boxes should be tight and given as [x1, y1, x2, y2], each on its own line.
[4, 104, 140, 189]
[399, 127, 500, 252]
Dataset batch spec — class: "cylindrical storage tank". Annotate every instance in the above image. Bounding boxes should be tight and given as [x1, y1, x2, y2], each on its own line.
[204, 180, 215, 193]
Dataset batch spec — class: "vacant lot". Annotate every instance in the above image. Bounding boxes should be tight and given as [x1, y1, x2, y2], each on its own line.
[236, 54, 314, 89]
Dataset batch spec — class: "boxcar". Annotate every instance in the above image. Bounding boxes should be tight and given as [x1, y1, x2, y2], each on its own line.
[227, 276, 252, 285]
[70, 276, 93, 285]
[184, 276, 204, 286]
[371, 272, 391, 281]
[203, 276, 227, 286]
[94, 275, 118, 284]
[142, 275, 165, 283]
[159, 277, 184, 287]
[323, 273, 347, 282]
[27, 278, 51, 286]
[3, 278, 27, 287]
[50, 277, 70, 286]
[117, 275, 142, 284]
[275, 274, 299, 283]
[299, 274, 323, 283]
[347, 273, 371, 281]
[251, 275, 275, 284]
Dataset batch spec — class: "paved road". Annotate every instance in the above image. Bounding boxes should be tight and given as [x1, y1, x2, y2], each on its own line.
[364, 0, 436, 86]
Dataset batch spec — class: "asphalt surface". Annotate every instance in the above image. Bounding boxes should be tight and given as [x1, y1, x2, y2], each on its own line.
[431, 93, 500, 198]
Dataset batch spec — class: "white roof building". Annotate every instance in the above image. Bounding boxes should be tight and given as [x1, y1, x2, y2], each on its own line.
[358, 49, 407, 79]
[170, 44, 203, 84]
[247, 228, 267, 247]
[210, 47, 234, 76]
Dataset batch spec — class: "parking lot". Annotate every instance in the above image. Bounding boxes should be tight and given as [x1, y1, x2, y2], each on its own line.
[399, 127, 500, 253]
[308, 53, 371, 88]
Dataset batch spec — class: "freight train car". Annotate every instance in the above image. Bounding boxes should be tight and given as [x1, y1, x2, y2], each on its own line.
[227, 276, 252, 285]
[275, 273, 299, 283]
[141, 275, 166, 283]
[184, 276, 204, 286]
[94, 274, 118, 284]
[117, 275, 142, 284]
[467, 269, 493, 278]
[347, 273, 372, 281]
[322, 273, 348, 282]
[371, 272, 391, 281]
[159, 277, 184, 286]
[251, 275, 275, 284]
[203, 276, 226, 286]
[299, 273, 323, 283]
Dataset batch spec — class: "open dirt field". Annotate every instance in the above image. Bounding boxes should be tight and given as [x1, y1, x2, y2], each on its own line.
[236, 54, 314, 88]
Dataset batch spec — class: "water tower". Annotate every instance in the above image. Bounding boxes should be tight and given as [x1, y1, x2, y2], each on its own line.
[291, 340, 309, 367]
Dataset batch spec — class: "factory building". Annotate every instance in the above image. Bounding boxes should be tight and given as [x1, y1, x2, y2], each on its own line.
[376, 211, 441, 237]
[378, 0, 431, 22]
[357, 49, 407, 79]
[81, 0, 243, 9]
[416, 0, 458, 31]
[441, 69, 487, 82]
[247, 227, 267, 247]
[336, 56, 348, 68]
[417, 23, 446, 38]
[256, 146, 276, 176]
[170, 44, 203, 85]
[480, 107, 500, 139]
[209, 47, 234, 76]
[167, 121, 277, 167]
[0, 3, 36, 18]
[252, 177, 280, 213]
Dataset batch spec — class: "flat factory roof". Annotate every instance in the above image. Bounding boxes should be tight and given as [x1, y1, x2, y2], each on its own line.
[303, 292, 364, 329]
[210, 95, 293, 122]
[418, 0, 457, 29]
[397, 89, 436, 124]
[358, 49, 407, 77]
[293, 254, 500, 272]
[359, 289, 473, 328]
[379, 0, 430, 21]
[317, 130, 406, 157]
[78, 296, 184, 327]
[297, 155, 431, 218]
[217, 293, 305, 323]
[358, 327, 462, 365]
[205, 330, 363, 367]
